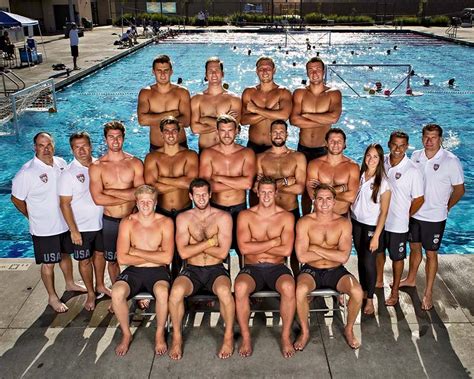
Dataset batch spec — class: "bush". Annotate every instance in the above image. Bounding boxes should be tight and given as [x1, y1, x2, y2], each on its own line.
[304, 12, 325, 24]
[394, 16, 420, 26]
[430, 15, 450, 26]
[304, 13, 373, 25]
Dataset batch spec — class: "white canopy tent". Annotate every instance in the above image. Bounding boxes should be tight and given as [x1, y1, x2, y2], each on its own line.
[0, 11, 47, 61]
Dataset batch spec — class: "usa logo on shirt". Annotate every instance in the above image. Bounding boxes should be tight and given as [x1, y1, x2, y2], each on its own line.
[395, 173, 402, 180]
[76, 173, 85, 183]
[39, 173, 48, 183]
[433, 164, 440, 171]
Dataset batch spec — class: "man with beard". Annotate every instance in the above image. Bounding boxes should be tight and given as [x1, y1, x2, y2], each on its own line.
[90, 121, 145, 285]
[255, 119, 306, 274]
[144, 116, 198, 277]
[199, 114, 256, 262]
[241, 56, 292, 154]
[168, 178, 234, 360]
[138, 55, 191, 150]
[305, 128, 359, 216]
[191, 57, 241, 151]
[291, 57, 342, 213]
[235, 177, 296, 358]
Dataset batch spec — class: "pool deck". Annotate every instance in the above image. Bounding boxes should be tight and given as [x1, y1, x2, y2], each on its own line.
[0, 24, 473, 377]
[1, 24, 473, 92]
[0, 255, 472, 378]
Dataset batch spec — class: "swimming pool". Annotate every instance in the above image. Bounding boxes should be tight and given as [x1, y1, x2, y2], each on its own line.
[1, 31, 473, 257]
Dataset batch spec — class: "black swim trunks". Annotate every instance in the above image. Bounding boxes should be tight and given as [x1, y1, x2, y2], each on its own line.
[299, 264, 351, 291]
[70, 45, 78, 57]
[155, 203, 192, 222]
[149, 141, 188, 152]
[178, 263, 229, 296]
[72, 230, 104, 261]
[211, 202, 247, 253]
[290, 207, 301, 223]
[380, 230, 408, 261]
[102, 215, 121, 262]
[297, 143, 328, 163]
[408, 217, 446, 252]
[247, 140, 271, 155]
[116, 266, 171, 299]
[32, 231, 72, 265]
[238, 263, 293, 292]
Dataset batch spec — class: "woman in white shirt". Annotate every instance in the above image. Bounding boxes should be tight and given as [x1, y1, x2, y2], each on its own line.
[351, 144, 391, 315]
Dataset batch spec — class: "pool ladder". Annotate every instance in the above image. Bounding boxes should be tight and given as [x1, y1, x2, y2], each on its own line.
[445, 24, 458, 38]
[0, 69, 25, 96]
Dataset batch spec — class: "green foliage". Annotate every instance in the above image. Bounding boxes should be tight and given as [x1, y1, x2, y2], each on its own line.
[305, 13, 373, 25]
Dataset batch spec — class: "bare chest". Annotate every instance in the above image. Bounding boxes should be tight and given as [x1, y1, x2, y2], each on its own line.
[261, 155, 297, 178]
[101, 162, 135, 188]
[148, 92, 180, 112]
[157, 155, 187, 177]
[302, 92, 331, 113]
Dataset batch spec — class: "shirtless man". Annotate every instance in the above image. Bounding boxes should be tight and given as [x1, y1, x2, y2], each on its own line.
[305, 128, 359, 215]
[144, 116, 198, 277]
[199, 114, 256, 262]
[90, 121, 145, 283]
[235, 177, 296, 358]
[137, 54, 191, 150]
[241, 56, 292, 154]
[190, 57, 241, 150]
[291, 57, 342, 213]
[255, 119, 306, 274]
[112, 185, 174, 356]
[168, 178, 234, 360]
[295, 184, 363, 350]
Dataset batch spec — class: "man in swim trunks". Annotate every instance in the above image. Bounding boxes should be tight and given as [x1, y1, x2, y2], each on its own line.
[376, 131, 424, 306]
[305, 128, 359, 215]
[255, 119, 306, 274]
[199, 114, 255, 264]
[90, 121, 145, 284]
[11, 132, 85, 313]
[241, 56, 292, 155]
[168, 178, 234, 360]
[190, 57, 241, 150]
[294, 184, 363, 350]
[59, 132, 107, 311]
[235, 176, 296, 358]
[137, 54, 191, 151]
[290, 57, 342, 162]
[112, 185, 174, 356]
[400, 124, 465, 310]
[145, 116, 198, 277]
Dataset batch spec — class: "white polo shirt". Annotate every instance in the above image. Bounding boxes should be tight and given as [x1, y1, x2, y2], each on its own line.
[12, 156, 68, 236]
[351, 174, 391, 226]
[59, 158, 103, 232]
[411, 147, 464, 222]
[384, 154, 424, 233]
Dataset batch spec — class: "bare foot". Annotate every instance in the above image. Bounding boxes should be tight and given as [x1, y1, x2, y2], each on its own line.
[344, 327, 361, 349]
[84, 292, 96, 311]
[218, 335, 234, 359]
[138, 299, 150, 310]
[155, 331, 168, 356]
[96, 285, 112, 298]
[115, 333, 132, 356]
[385, 292, 399, 307]
[281, 336, 295, 358]
[169, 338, 183, 360]
[421, 295, 433, 311]
[66, 282, 87, 293]
[48, 297, 69, 313]
[375, 281, 384, 289]
[399, 278, 416, 288]
[363, 299, 375, 315]
[293, 331, 310, 351]
[238, 337, 253, 358]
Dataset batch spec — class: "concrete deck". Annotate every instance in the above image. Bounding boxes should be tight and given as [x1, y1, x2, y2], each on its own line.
[0, 255, 472, 378]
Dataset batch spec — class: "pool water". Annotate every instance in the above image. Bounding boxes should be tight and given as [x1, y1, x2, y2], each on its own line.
[1, 32, 473, 257]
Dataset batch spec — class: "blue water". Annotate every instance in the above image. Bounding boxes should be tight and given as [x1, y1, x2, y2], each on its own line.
[1, 32, 473, 257]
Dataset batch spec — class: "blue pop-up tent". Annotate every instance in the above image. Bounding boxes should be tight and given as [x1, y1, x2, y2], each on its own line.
[0, 11, 47, 60]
